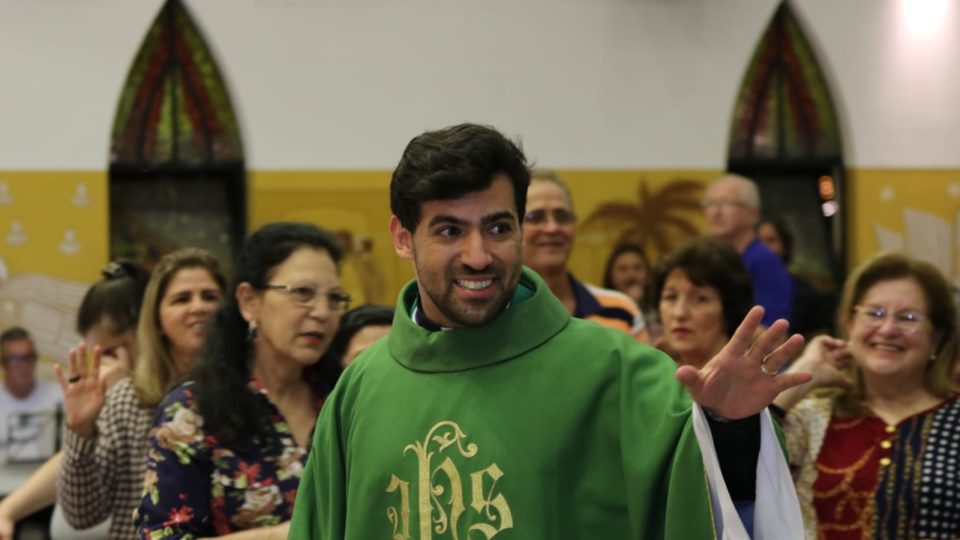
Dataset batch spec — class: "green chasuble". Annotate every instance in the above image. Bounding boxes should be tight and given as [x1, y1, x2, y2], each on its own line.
[290, 268, 719, 539]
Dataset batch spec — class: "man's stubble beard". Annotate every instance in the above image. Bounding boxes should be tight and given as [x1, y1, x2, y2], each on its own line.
[415, 255, 522, 328]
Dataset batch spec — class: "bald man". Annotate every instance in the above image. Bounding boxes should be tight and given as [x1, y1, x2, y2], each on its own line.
[703, 174, 793, 326]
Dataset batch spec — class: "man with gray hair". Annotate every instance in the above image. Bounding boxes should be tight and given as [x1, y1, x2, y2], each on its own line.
[522, 169, 646, 340]
[703, 174, 793, 327]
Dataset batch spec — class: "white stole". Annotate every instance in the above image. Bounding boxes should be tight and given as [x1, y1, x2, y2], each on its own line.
[691, 405, 804, 540]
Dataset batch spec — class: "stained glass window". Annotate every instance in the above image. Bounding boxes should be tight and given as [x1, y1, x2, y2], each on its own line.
[110, 0, 243, 167]
[109, 0, 245, 274]
[728, 1, 841, 163]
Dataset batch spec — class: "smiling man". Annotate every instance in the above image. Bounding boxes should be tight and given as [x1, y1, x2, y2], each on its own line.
[523, 170, 646, 340]
[290, 123, 808, 539]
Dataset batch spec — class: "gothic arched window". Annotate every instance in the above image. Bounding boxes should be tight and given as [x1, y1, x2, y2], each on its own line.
[728, 0, 845, 330]
[109, 0, 245, 273]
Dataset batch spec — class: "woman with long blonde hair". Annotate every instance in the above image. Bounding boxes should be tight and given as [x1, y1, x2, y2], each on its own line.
[56, 248, 225, 540]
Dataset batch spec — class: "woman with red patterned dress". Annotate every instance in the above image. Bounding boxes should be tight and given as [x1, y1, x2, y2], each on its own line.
[773, 252, 960, 540]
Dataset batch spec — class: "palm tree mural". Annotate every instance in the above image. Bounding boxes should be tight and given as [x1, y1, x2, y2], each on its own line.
[581, 179, 704, 261]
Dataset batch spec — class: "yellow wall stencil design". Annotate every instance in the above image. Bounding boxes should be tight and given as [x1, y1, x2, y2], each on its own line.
[0, 173, 108, 373]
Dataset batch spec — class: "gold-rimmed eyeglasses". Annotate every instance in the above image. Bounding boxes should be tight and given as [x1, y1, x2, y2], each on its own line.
[852, 305, 928, 333]
[264, 284, 352, 312]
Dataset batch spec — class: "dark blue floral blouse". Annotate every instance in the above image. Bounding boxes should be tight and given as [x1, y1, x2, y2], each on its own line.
[136, 378, 318, 539]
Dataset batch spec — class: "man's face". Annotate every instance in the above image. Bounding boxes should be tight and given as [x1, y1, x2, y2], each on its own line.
[703, 180, 756, 241]
[1, 338, 37, 398]
[390, 175, 523, 328]
[522, 180, 576, 275]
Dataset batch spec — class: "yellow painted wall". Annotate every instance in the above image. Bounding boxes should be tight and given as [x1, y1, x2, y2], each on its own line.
[555, 170, 715, 285]
[249, 171, 403, 306]
[250, 168, 960, 300]
[250, 169, 718, 301]
[0, 173, 108, 372]
[848, 169, 960, 280]
[0, 173, 109, 282]
[1, 167, 958, 312]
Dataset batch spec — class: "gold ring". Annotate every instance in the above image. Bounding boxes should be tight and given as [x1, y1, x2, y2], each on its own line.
[760, 356, 777, 377]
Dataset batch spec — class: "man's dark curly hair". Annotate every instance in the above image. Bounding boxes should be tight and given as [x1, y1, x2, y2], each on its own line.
[390, 123, 530, 231]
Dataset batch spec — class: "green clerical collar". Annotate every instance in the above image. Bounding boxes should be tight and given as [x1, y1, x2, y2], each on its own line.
[388, 267, 569, 372]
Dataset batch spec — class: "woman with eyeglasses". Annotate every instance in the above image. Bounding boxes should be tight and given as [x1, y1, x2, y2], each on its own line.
[772, 252, 960, 539]
[56, 249, 225, 540]
[136, 222, 348, 540]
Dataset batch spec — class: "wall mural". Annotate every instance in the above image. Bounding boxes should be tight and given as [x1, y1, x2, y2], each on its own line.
[580, 179, 704, 264]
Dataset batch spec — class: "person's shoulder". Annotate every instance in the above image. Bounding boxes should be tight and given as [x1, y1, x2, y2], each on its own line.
[792, 393, 835, 419]
[583, 282, 641, 314]
[748, 238, 787, 265]
[104, 376, 138, 404]
[560, 317, 666, 364]
[31, 378, 63, 405]
[938, 395, 960, 415]
[156, 380, 198, 411]
[330, 339, 390, 393]
[560, 320, 681, 392]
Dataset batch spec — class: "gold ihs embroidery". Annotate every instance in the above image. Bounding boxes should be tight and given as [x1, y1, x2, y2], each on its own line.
[386, 475, 411, 540]
[385, 420, 513, 539]
[470, 464, 513, 537]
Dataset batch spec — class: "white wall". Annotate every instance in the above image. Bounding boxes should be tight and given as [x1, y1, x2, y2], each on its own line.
[0, 0, 957, 169]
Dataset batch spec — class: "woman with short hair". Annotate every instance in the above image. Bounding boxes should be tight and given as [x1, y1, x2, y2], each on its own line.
[652, 237, 754, 368]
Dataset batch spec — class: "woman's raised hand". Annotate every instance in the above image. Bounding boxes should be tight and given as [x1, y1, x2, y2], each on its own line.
[789, 335, 852, 390]
[770, 334, 851, 413]
[54, 342, 107, 440]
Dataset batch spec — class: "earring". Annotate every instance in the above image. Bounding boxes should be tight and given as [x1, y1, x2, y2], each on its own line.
[246, 321, 258, 343]
[930, 353, 937, 362]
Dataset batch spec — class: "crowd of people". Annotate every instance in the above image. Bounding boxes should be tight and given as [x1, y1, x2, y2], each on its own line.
[0, 122, 956, 539]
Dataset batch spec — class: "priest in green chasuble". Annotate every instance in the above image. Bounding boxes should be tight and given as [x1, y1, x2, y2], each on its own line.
[289, 124, 809, 540]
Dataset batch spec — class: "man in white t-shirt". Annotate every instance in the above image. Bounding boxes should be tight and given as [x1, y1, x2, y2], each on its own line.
[0, 327, 62, 463]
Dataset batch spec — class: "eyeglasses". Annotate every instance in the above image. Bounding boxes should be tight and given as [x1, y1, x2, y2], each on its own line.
[2, 352, 37, 366]
[852, 305, 928, 333]
[701, 199, 750, 211]
[264, 284, 352, 312]
[524, 208, 576, 225]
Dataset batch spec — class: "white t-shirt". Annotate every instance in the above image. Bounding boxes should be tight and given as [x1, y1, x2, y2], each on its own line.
[0, 379, 63, 463]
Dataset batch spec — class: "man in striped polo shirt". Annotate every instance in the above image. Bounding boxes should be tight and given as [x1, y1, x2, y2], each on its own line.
[522, 170, 647, 341]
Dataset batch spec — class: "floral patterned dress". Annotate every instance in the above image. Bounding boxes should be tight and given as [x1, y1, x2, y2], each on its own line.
[136, 378, 319, 539]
